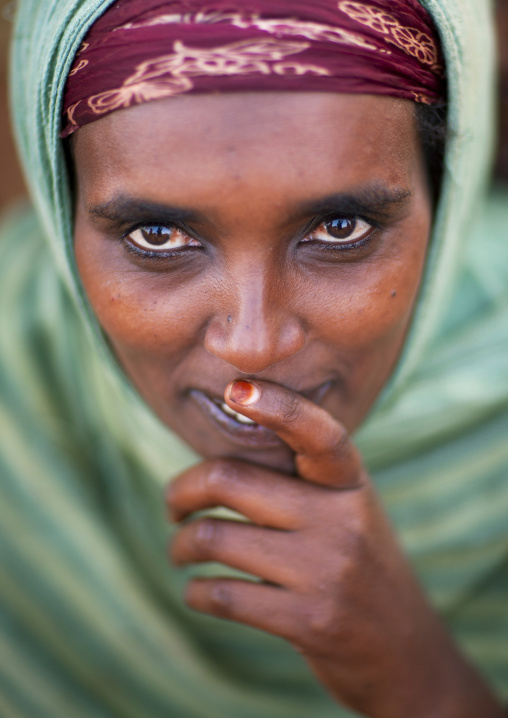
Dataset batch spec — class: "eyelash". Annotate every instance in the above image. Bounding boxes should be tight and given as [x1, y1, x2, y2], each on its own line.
[122, 240, 189, 261]
[304, 216, 381, 252]
[311, 232, 374, 253]
[120, 215, 381, 261]
[120, 224, 203, 261]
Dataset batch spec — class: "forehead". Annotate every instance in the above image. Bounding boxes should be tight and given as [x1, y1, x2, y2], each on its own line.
[73, 92, 420, 211]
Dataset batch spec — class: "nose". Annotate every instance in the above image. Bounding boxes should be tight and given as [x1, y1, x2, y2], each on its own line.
[204, 268, 306, 375]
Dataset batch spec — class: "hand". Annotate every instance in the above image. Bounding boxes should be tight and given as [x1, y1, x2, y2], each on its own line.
[167, 380, 504, 718]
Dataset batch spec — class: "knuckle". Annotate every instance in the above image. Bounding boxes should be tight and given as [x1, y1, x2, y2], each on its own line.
[207, 459, 245, 488]
[205, 458, 243, 495]
[328, 427, 350, 460]
[323, 433, 363, 487]
[186, 580, 238, 620]
[192, 518, 223, 557]
[277, 393, 301, 424]
[303, 599, 339, 649]
[342, 497, 372, 547]
[208, 581, 235, 617]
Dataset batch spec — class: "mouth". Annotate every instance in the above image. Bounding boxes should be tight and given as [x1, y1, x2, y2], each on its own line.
[190, 389, 282, 448]
[189, 381, 333, 449]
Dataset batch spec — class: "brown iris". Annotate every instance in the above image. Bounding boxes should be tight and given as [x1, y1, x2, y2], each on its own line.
[324, 218, 356, 239]
[141, 226, 173, 245]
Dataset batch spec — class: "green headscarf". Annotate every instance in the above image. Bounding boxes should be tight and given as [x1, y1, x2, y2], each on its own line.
[1, 0, 507, 715]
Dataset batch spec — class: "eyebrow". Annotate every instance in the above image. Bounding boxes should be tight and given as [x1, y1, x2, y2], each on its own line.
[298, 186, 412, 222]
[88, 185, 412, 229]
[88, 197, 202, 227]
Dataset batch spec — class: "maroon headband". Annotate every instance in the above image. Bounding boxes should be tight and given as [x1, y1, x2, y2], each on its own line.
[62, 0, 445, 137]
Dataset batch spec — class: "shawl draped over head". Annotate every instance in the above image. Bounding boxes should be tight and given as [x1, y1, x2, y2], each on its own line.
[1, 0, 508, 715]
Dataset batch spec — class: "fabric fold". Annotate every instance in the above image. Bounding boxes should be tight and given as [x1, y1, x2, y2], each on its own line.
[1, 0, 507, 714]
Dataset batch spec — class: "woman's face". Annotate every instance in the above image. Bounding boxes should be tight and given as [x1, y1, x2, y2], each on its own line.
[74, 92, 431, 471]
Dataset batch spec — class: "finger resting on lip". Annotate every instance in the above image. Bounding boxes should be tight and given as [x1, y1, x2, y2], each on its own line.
[227, 381, 364, 489]
[170, 518, 301, 588]
[227, 379, 345, 456]
[166, 458, 312, 529]
[185, 578, 300, 642]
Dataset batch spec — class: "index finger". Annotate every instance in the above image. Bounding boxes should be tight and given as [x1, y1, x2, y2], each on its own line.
[225, 380, 364, 488]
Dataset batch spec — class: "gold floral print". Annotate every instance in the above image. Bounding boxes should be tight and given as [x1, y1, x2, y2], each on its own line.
[338, 1, 441, 71]
[411, 91, 432, 104]
[118, 12, 383, 54]
[69, 59, 89, 76]
[85, 38, 330, 117]
[388, 25, 440, 69]
[116, 11, 232, 29]
[234, 17, 383, 52]
[271, 61, 330, 76]
[65, 102, 81, 132]
[87, 76, 193, 116]
[128, 38, 311, 78]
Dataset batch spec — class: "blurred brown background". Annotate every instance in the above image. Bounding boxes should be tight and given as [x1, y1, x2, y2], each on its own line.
[0, 2, 25, 212]
[0, 1, 507, 217]
[497, 0, 508, 179]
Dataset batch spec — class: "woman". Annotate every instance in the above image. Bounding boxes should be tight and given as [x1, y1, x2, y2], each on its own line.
[1, 0, 507, 716]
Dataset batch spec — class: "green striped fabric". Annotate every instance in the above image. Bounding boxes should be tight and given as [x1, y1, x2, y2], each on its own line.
[0, 0, 507, 715]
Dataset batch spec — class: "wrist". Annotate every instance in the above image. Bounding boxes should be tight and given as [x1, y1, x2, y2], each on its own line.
[369, 624, 505, 718]
[312, 609, 505, 718]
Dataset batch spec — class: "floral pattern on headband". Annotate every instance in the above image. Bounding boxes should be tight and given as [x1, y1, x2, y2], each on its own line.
[117, 12, 385, 54]
[338, 1, 441, 70]
[62, 0, 445, 137]
[85, 38, 331, 119]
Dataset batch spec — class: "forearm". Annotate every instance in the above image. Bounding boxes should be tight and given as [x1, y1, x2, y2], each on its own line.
[311, 608, 505, 718]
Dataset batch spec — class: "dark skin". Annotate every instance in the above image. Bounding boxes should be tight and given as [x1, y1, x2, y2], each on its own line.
[73, 92, 504, 717]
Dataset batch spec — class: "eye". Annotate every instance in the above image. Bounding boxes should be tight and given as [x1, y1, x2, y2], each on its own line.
[126, 225, 202, 252]
[303, 217, 373, 245]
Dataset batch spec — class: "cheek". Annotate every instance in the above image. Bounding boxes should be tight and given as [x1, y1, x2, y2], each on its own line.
[74, 231, 209, 358]
[306, 245, 427, 355]
[303, 235, 428, 428]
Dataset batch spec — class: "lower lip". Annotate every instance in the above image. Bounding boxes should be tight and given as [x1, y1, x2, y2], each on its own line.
[189, 389, 284, 449]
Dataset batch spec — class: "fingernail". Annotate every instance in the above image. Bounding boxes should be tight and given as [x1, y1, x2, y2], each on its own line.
[228, 380, 261, 406]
